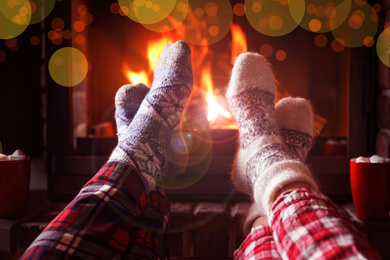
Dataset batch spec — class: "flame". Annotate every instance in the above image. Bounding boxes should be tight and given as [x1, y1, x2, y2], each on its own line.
[121, 23, 248, 129]
[201, 64, 233, 127]
[123, 35, 174, 86]
[122, 62, 150, 86]
[230, 23, 247, 65]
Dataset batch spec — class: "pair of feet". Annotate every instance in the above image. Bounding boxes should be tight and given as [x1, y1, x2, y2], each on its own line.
[109, 41, 318, 231]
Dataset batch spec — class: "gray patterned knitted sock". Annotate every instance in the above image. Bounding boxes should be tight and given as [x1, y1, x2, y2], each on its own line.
[114, 83, 149, 142]
[226, 52, 318, 216]
[109, 41, 193, 192]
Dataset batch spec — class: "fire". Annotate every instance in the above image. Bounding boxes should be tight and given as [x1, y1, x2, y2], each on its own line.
[230, 23, 247, 65]
[122, 62, 150, 86]
[122, 35, 175, 86]
[122, 23, 248, 129]
[202, 66, 232, 124]
[202, 23, 247, 129]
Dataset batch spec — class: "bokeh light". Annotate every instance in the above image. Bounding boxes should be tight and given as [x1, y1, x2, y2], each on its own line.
[299, 0, 352, 33]
[314, 34, 328, 47]
[75, 34, 86, 45]
[51, 17, 64, 30]
[160, 112, 213, 190]
[275, 49, 287, 61]
[331, 38, 346, 52]
[30, 35, 40, 46]
[376, 27, 390, 67]
[245, 0, 305, 37]
[48, 47, 89, 87]
[73, 20, 85, 32]
[29, 0, 56, 24]
[331, 0, 378, 48]
[259, 43, 273, 58]
[118, 0, 177, 24]
[233, 3, 245, 16]
[176, 0, 233, 45]
[142, 0, 189, 32]
[0, 0, 31, 39]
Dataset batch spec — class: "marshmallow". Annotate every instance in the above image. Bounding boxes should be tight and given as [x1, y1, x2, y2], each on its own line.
[9, 149, 26, 160]
[355, 156, 370, 163]
[370, 155, 384, 163]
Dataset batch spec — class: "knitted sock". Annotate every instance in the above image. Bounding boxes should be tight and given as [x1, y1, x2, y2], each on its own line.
[109, 40, 193, 192]
[226, 52, 318, 216]
[242, 96, 314, 235]
[275, 97, 314, 162]
[114, 83, 149, 142]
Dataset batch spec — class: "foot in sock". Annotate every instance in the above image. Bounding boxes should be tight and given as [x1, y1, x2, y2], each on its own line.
[226, 52, 318, 216]
[242, 97, 314, 234]
[275, 97, 314, 162]
[109, 40, 193, 192]
[115, 83, 149, 142]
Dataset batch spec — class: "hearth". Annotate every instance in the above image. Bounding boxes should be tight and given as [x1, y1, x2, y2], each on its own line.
[45, 0, 381, 201]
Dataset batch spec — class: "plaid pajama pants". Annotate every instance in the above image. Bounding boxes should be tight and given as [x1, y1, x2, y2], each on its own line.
[234, 188, 382, 260]
[22, 161, 170, 259]
[22, 161, 381, 259]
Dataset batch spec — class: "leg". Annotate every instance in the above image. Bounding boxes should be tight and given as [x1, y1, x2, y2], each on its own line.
[228, 53, 380, 259]
[21, 41, 193, 260]
[235, 97, 314, 260]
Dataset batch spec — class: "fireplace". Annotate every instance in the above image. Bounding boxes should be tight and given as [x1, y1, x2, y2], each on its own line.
[45, 0, 381, 201]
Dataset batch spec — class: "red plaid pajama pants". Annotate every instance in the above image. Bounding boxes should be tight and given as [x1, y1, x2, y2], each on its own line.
[234, 188, 382, 260]
[21, 161, 170, 259]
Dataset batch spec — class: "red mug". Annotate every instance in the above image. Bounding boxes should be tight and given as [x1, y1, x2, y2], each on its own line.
[350, 158, 390, 221]
[0, 158, 31, 219]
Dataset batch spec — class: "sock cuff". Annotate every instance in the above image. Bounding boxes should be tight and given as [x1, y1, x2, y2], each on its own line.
[108, 147, 157, 193]
[254, 160, 318, 214]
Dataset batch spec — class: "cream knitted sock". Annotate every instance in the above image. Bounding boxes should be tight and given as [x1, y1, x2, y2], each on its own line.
[226, 52, 318, 216]
[242, 96, 315, 235]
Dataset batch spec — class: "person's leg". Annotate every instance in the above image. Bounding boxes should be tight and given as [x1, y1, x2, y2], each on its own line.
[241, 97, 315, 234]
[234, 97, 314, 260]
[21, 41, 193, 260]
[228, 52, 380, 259]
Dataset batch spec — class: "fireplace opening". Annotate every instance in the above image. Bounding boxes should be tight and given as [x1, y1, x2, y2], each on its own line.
[46, 0, 380, 201]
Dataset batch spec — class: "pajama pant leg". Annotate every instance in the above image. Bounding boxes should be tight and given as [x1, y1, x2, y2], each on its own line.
[270, 187, 381, 260]
[21, 161, 170, 260]
[234, 225, 282, 260]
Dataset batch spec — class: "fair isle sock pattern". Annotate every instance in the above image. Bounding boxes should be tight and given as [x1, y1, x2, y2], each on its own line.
[109, 41, 193, 190]
[280, 129, 312, 161]
[114, 83, 149, 142]
[228, 88, 291, 194]
[275, 97, 314, 162]
[227, 52, 318, 216]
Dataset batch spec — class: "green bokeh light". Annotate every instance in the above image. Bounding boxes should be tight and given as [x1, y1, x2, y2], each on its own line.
[245, 0, 305, 37]
[299, 0, 351, 33]
[0, 0, 31, 39]
[49, 47, 89, 87]
[29, 0, 56, 24]
[118, 0, 177, 24]
[175, 0, 233, 45]
[376, 27, 390, 67]
[331, 0, 378, 48]
[142, 0, 188, 32]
